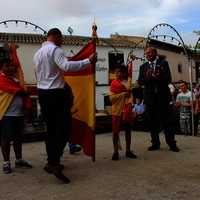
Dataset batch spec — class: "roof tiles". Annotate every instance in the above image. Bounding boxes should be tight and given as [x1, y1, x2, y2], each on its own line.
[0, 32, 146, 48]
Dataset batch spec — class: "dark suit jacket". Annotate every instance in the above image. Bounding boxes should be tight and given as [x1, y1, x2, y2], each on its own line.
[138, 59, 172, 106]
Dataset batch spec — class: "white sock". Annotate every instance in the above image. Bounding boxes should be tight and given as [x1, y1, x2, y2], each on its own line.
[4, 161, 10, 164]
[16, 158, 22, 163]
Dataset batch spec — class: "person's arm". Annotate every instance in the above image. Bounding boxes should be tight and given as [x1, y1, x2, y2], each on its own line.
[174, 95, 193, 107]
[138, 64, 153, 86]
[135, 111, 145, 116]
[175, 102, 192, 107]
[15, 88, 30, 96]
[54, 48, 97, 72]
[169, 84, 175, 96]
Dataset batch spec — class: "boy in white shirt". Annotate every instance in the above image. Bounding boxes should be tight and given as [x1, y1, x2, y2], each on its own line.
[175, 81, 195, 135]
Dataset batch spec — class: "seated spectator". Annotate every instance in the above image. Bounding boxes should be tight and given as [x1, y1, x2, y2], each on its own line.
[133, 80, 144, 104]
[132, 98, 146, 124]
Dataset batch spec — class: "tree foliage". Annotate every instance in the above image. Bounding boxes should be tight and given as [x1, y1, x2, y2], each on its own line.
[193, 30, 200, 55]
[193, 30, 200, 35]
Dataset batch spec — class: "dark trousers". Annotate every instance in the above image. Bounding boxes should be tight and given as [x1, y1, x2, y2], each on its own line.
[146, 95, 176, 147]
[193, 114, 199, 136]
[38, 89, 72, 165]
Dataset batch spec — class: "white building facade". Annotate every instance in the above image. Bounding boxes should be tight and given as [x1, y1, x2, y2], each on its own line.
[0, 33, 200, 110]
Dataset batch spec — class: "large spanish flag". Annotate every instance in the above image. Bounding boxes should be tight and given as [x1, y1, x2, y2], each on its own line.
[64, 40, 96, 161]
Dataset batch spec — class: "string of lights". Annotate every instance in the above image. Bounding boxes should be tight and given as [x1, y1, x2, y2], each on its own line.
[146, 23, 188, 58]
[0, 20, 47, 34]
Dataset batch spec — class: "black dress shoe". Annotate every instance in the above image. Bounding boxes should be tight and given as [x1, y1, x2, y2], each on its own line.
[44, 163, 70, 183]
[112, 153, 119, 161]
[59, 164, 64, 170]
[169, 145, 179, 152]
[148, 145, 160, 151]
[125, 151, 137, 158]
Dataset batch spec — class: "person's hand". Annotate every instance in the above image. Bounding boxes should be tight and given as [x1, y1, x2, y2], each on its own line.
[89, 52, 98, 64]
[125, 92, 131, 98]
[174, 102, 182, 107]
[132, 112, 136, 117]
[154, 70, 161, 79]
[146, 69, 153, 79]
[25, 89, 30, 96]
[16, 89, 30, 96]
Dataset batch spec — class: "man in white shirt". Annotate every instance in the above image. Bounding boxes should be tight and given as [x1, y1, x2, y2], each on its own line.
[34, 28, 97, 183]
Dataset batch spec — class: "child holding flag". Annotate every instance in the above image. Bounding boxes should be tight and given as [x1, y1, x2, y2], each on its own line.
[109, 64, 137, 161]
[0, 58, 32, 174]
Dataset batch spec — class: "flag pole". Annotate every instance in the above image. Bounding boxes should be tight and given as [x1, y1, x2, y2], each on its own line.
[91, 20, 98, 161]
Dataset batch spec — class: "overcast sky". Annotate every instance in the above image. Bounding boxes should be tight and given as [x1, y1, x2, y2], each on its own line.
[0, 0, 200, 46]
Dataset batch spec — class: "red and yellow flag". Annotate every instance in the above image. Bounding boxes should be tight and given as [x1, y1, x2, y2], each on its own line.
[122, 61, 133, 125]
[8, 42, 27, 90]
[64, 40, 96, 161]
[109, 61, 133, 134]
[0, 74, 32, 120]
[0, 42, 32, 120]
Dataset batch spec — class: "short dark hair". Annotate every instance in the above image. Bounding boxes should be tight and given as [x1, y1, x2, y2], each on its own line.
[114, 64, 128, 73]
[47, 28, 62, 37]
[136, 97, 142, 101]
[0, 58, 13, 68]
[180, 81, 188, 86]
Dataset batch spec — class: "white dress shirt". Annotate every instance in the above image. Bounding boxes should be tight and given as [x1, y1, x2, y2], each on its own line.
[148, 59, 157, 73]
[34, 41, 91, 89]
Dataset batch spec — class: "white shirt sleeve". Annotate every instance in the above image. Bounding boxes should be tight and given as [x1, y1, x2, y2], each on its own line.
[53, 47, 91, 72]
[168, 84, 175, 92]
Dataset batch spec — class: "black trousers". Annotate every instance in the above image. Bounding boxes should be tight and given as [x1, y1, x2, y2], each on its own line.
[146, 95, 176, 147]
[38, 89, 72, 165]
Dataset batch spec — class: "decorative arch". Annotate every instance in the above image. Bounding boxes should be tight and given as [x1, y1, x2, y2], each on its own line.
[0, 19, 47, 34]
[146, 23, 195, 135]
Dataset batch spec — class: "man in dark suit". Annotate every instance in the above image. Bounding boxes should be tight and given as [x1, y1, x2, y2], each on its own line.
[138, 47, 179, 152]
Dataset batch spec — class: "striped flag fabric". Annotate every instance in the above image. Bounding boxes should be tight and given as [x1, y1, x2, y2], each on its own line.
[8, 42, 27, 90]
[0, 74, 32, 120]
[122, 61, 133, 125]
[109, 61, 133, 134]
[64, 40, 96, 161]
[0, 42, 32, 120]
